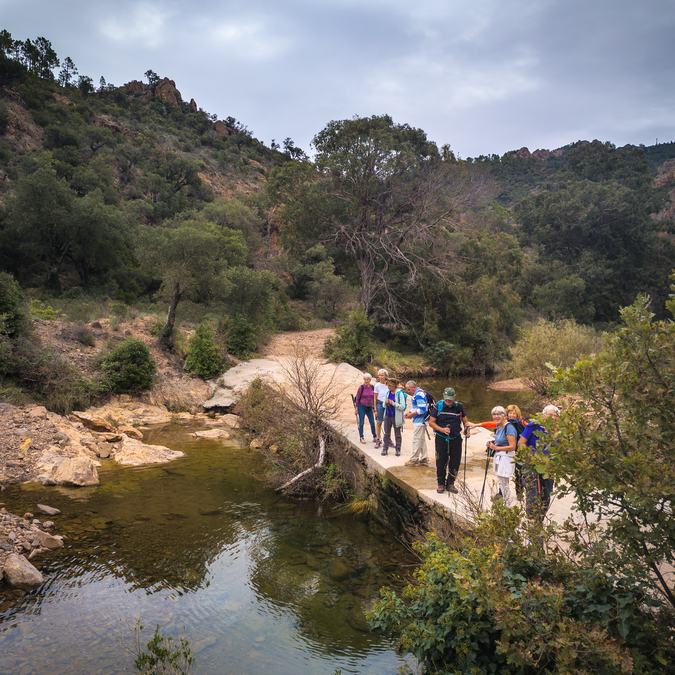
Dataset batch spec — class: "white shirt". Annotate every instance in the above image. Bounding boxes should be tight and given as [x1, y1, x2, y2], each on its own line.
[374, 382, 389, 403]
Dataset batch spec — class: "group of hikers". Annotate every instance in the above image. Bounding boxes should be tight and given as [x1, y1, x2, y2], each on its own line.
[353, 369, 559, 520]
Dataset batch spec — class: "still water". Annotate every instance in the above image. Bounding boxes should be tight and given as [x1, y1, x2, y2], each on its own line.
[421, 376, 536, 421]
[0, 424, 416, 674]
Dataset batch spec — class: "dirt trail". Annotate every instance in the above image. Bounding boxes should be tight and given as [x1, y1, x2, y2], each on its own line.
[262, 328, 335, 359]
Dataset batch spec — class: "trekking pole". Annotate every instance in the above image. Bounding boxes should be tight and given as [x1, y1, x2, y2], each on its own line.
[463, 433, 468, 485]
[479, 449, 491, 509]
[350, 395, 359, 434]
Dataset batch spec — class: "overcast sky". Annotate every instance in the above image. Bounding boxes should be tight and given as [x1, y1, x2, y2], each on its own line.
[3, 0, 674, 157]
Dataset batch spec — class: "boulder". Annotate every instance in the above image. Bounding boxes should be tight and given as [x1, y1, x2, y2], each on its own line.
[221, 414, 241, 429]
[154, 78, 182, 107]
[203, 389, 237, 411]
[192, 428, 231, 440]
[249, 438, 262, 449]
[36, 504, 61, 516]
[119, 426, 143, 440]
[70, 411, 114, 432]
[95, 432, 123, 443]
[31, 530, 63, 550]
[37, 449, 99, 487]
[189, 98, 198, 112]
[213, 120, 233, 137]
[3, 553, 44, 588]
[113, 437, 184, 466]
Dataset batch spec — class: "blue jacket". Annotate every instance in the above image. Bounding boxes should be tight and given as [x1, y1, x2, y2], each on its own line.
[410, 388, 428, 425]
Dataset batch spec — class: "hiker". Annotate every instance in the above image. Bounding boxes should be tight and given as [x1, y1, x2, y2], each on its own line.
[486, 405, 518, 506]
[381, 378, 406, 456]
[373, 368, 390, 448]
[354, 373, 376, 444]
[404, 380, 429, 466]
[396, 381, 409, 409]
[506, 405, 527, 501]
[519, 404, 559, 521]
[428, 387, 471, 494]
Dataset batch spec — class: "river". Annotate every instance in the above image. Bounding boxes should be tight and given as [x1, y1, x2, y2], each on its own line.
[0, 423, 416, 674]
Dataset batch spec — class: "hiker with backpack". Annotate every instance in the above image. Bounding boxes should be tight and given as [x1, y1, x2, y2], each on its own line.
[373, 368, 390, 449]
[381, 378, 407, 456]
[428, 387, 471, 494]
[404, 380, 429, 466]
[506, 405, 527, 500]
[487, 405, 518, 506]
[353, 373, 377, 444]
[519, 404, 559, 521]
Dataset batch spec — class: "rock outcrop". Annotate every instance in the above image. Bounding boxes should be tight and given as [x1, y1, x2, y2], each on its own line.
[112, 437, 184, 466]
[37, 449, 99, 487]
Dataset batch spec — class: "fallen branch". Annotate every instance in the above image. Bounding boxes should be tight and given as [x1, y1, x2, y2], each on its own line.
[277, 436, 326, 492]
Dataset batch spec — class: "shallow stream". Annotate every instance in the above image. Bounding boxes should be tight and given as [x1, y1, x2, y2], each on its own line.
[0, 423, 416, 674]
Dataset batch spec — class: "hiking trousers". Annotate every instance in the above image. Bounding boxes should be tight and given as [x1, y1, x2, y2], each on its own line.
[435, 435, 462, 487]
[410, 424, 428, 461]
[382, 417, 402, 454]
[357, 405, 376, 440]
[524, 469, 554, 521]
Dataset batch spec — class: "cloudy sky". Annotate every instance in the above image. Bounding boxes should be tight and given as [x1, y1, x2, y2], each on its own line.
[3, 0, 674, 157]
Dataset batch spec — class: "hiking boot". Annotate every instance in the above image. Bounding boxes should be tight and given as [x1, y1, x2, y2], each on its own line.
[374, 439, 381, 448]
[405, 458, 419, 466]
[381, 449, 388, 456]
[418, 458, 429, 466]
[446, 484, 459, 494]
[436, 484, 445, 494]
[359, 437, 365, 444]
[395, 451, 400, 457]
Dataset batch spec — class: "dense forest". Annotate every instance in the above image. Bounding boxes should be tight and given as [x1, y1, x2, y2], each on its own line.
[1, 31, 673, 385]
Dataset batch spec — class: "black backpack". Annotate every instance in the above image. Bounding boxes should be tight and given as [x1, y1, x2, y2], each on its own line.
[423, 391, 435, 421]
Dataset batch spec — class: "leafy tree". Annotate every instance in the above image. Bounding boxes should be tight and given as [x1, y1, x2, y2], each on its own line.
[77, 75, 94, 95]
[184, 322, 224, 379]
[225, 315, 257, 358]
[144, 69, 160, 86]
[509, 318, 602, 395]
[101, 338, 156, 393]
[58, 56, 77, 86]
[516, 180, 671, 321]
[544, 296, 675, 608]
[324, 309, 374, 367]
[142, 224, 246, 346]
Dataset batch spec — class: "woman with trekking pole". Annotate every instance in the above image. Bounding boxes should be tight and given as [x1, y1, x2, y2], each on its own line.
[486, 405, 518, 506]
[353, 373, 377, 444]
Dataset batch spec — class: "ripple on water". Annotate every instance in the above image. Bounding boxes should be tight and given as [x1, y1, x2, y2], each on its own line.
[0, 426, 415, 674]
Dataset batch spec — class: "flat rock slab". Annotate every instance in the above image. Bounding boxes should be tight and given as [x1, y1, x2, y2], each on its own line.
[192, 428, 231, 440]
[2, 553, 44, 588]
[36, 504, 61, 516]
[31, 529, 63, 550]
[113, 437, 184, 466]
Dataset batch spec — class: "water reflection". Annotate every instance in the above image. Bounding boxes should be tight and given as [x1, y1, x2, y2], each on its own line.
[0, 423, 414, 674]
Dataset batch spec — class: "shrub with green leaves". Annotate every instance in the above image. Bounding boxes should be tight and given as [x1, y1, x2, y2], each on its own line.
[324, 309, 373, 367]
[508, 318, 602, 395]
[0, 272, 29, 337]
[226, 315, 257, 358]
[423, 340, 472, 376]
[101, 338, 156, 393]
[184, 322, 224, 379]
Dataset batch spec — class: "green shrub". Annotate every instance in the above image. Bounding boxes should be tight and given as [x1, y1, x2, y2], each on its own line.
[0, 273, 29, 337]
[184, 322, 224, 379]
[226, 315, 257, 358]
[423, 341, 473, 375]
[508, 318, 602, 395]
[324, 309, 373, 367]
[133, 623, 193, 674]
[29, 298, 59, 321]
[101, 338, 156, 394]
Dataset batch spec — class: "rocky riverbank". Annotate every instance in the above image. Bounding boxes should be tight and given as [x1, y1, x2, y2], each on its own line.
[0, 504, 64, 594]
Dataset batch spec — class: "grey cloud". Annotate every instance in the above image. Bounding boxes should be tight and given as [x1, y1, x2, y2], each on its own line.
[2, 0, 674, 156]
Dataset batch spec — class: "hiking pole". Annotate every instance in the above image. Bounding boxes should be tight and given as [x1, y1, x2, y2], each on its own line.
[463, 433, 468, 486]
[479, 446, 493, 509]
[350, 395, 359, 435]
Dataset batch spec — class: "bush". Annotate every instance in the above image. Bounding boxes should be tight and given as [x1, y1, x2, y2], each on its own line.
[72, 323, 96, 347]
[423, 341, 473, 376]
[101, 338, 156, 394]
[508, 318, 602, 395]
[324, 309, 373, 367]
[184, 322, 224, 379]
[369, 509, 672, 674]
[29, 298, 59, 321]
[0, 272, 29, 337]
[226, 315, 257, 358]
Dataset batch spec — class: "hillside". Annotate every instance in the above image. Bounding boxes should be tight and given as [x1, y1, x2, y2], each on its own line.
[0, 31, 674, 414]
